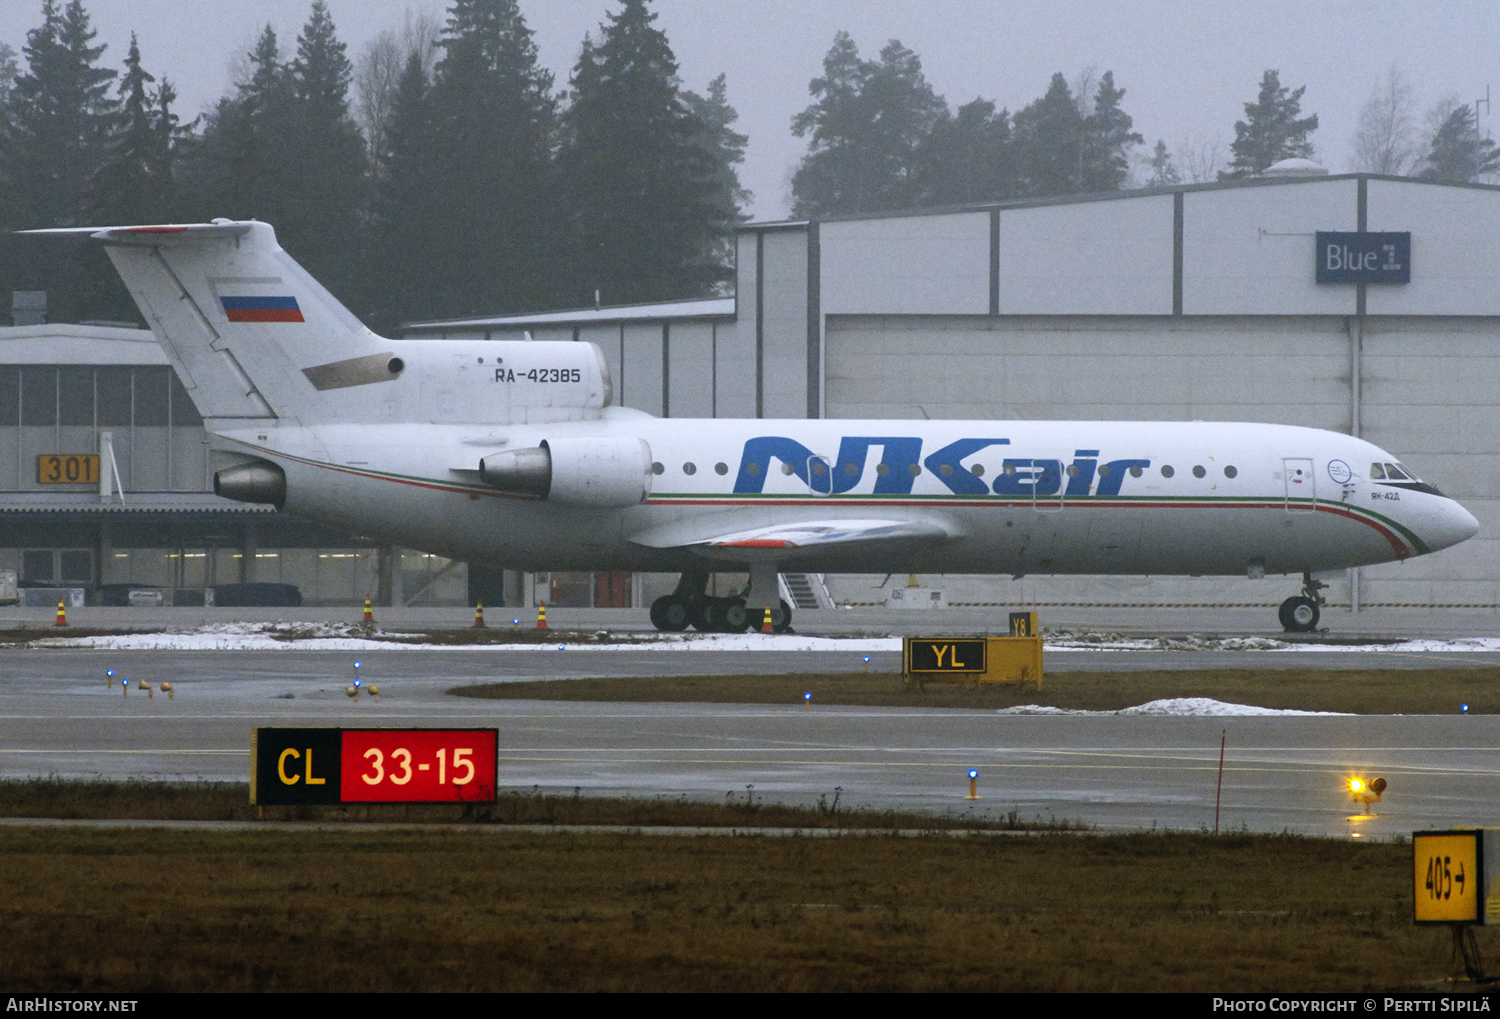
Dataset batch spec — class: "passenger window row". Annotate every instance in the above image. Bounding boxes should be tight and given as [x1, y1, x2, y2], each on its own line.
[660, 460, 1242, 482]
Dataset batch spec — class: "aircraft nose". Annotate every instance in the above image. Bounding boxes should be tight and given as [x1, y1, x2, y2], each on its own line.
[1426, 498, 1480, 552]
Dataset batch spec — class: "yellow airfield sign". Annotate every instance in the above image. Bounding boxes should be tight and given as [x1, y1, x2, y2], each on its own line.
[902, 635, 1042, 687]
[1413, 829, 1500, 925]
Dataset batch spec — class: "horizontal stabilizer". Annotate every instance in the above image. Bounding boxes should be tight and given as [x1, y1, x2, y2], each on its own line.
[25, 219, 389, 423]
[24, 222, 253, 246]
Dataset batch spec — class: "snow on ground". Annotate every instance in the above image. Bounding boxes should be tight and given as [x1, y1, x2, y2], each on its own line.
[998, 698, 1349, 717]
[24, 622, 903, 653]
[19, 621, 1500, 655]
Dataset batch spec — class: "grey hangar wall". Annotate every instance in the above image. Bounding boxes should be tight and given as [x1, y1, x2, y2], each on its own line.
[416, 174, 1500, 610]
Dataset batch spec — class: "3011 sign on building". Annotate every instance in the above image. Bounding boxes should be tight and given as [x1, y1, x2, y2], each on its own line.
[36, 454, 99, 484]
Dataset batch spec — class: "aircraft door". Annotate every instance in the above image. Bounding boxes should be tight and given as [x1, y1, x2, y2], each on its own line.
[1032, 458, 1064, 513]
[806, 455, 833, 496]
[1284, 458, 1315, 512]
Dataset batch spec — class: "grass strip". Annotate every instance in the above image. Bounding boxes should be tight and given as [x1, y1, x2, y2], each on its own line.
[449, 667, 1500, 715]
[0, 778, 1062, 831]
[0, 824, 1468, 992]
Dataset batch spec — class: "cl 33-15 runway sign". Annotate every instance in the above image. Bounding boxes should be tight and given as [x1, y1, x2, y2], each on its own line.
[251, 727, 498, 805]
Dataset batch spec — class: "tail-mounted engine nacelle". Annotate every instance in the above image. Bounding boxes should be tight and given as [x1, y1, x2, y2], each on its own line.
[479, 437, 652, 507]
[214, 460, 286, 510]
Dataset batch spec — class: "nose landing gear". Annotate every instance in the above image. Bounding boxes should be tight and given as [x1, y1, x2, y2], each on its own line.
[1278, 572, 1327, 633]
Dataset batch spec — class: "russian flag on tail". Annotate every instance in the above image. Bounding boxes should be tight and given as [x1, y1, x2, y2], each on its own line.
[220, 295, 304, 323]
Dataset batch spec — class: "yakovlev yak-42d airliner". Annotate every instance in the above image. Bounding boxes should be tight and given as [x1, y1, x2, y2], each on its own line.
[34, 221, 1479, 633]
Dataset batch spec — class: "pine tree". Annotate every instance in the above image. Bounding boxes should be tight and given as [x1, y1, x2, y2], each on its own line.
[282, 0, 368, 298]
[0, 1, 122, 323]
[1418, 104, 1500, 184]
[87, 33, 179, 225]
[182, 7, 367, 302]
[913, 97, 1013, 206]
[1080, 71, 1142, 191]
[1143, 139, 1180, 187]
[558, 0, 737, 304]
[0, 44, 19, 105]
[426, 0, 557, 315]
[791, 33, 946, 216]
[3, 0, 116, 228]
[682, 74, 750, 294]
[365, 50, 436, 329]
[1011, 73, 1083, 197]
[683, 74, 750, 220]
[183, 25, 291, 222]
[1222, 70, 1318, 178]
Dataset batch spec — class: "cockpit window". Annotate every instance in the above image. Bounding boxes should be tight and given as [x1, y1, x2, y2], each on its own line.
[1372, 460, 1442, 494]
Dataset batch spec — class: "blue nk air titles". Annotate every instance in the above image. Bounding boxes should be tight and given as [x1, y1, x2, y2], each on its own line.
[30, 220, 1479, 635]
[730, 437, 1144, 498]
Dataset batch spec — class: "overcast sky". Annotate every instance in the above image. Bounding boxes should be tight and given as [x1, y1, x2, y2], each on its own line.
[2, 1, 1495, 219]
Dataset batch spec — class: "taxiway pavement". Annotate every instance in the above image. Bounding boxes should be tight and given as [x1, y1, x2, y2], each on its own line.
[1, 643, 1495, 837]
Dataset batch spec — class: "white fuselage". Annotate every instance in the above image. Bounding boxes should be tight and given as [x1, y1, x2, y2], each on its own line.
[56, 219, 1474, 586]
[214, 414, 1478, 578]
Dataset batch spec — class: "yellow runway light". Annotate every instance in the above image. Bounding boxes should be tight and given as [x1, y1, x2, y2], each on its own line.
[1348, 775, 1386, 813]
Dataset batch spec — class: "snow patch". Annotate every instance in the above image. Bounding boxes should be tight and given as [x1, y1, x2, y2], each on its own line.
[29, 622, 904, 653]
[999, 697, 1348, 717]
[25, 621, 1500, 656]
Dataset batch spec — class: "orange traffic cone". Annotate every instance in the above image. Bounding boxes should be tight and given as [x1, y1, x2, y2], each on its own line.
[55, 597, 66, 627]
[363, 595, 373, 624]
[536, 601, 548, 629]
[474, 601, 485, 628]
[762, 603, 774, 633]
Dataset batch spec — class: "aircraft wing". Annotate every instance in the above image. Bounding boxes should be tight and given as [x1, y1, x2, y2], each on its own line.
[632, 516, 954, 560]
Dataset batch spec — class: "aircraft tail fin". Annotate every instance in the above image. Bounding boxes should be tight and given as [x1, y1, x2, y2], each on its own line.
[29, 221, 396, 423]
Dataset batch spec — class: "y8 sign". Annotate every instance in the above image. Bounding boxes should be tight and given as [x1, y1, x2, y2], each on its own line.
[344, 730, 494, 802]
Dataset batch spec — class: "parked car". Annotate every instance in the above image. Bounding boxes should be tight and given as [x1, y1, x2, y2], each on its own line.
[97, 584, 166, 607]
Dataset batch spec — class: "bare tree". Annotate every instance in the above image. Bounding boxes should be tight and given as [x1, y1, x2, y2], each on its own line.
[1069, 65, 1098, 119]
[354, 6, 441, 168]
[1136, 139, 1179, 188]
[1351, 65, 1420, 175]
[1175, 133, 1225, 183]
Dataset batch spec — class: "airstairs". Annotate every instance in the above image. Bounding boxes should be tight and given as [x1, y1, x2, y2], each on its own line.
[779, 572, 834, 610]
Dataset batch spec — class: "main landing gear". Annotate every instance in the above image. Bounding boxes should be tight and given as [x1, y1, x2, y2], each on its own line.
[648, 566, 793, 634]
[1278, 571, 1327, 633]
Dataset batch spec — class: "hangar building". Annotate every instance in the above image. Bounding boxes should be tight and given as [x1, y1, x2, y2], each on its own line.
[407, 168, 1500, 613]
[5, 168, 1496, 612]
[0, 322, 465, 607]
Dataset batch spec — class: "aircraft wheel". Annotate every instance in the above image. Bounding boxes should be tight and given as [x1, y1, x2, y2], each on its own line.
[1279, 596, 1319, 633]
[771, 599, 793, 633]
[687, 597, 713, 631]
[702, 598, 729, 632]
[650, 595, 691, 632]
[721, 598, 751, 634]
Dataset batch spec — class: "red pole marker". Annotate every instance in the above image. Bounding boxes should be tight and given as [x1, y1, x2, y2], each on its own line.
[1214, 729, 1226, 834]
